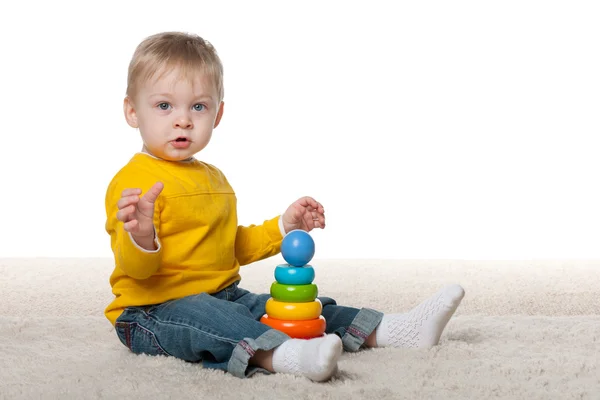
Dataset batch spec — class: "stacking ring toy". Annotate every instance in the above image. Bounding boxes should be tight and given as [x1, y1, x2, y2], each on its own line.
[270, 282, 318, 303]
[260, 314, 326, 339]
[274, 264, 315, 285]
[265, 298, 322, 320]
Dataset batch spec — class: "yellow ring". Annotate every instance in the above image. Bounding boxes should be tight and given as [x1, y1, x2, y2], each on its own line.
[265, 298, 322, 321]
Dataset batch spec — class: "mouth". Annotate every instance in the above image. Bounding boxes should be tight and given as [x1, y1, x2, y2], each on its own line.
[171, 137, 192, 149]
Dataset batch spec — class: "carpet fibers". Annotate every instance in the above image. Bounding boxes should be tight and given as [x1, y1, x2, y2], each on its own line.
[1, 258, 599, 399]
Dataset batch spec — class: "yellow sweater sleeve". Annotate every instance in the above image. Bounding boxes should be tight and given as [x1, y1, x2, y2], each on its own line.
[105, 174, 163, 280]
[235, 216, 283, 266]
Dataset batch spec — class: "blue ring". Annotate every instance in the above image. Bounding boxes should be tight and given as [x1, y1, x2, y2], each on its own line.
[274, 264, 315, 285]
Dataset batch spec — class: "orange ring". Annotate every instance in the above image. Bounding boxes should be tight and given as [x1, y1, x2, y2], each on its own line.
[260, 314, 326, 339]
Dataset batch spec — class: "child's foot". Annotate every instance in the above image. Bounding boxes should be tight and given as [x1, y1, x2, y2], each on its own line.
[272, 334, 342, 382]
[375, 284, 465, 349]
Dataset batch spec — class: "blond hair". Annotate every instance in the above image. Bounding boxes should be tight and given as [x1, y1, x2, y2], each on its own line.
[126, 31, 224, 102]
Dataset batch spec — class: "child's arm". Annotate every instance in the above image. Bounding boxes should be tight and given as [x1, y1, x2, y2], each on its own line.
[105, 180, 164, 279]
[234, 216, 283, 266]
[234, 196, 326, 266]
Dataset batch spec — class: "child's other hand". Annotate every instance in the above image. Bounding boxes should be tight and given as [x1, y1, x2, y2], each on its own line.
[116, 182, 164, 241]
[281, 196, 325, 234]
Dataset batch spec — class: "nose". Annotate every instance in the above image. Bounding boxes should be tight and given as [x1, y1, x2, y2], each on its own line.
[173, 113, 193, 129]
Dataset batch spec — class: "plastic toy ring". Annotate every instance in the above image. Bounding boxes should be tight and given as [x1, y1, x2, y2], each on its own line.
[260, 314, 326, 339]
[265, 298, 322, 321]
[270, 282, 318, 302]
[274, 264, 315, 285]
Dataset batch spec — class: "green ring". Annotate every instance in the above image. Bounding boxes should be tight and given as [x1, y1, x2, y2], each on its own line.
[270, 282, 318, 303]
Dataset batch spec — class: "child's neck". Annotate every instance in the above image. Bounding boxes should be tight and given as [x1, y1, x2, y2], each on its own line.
[139, 147, 194, 163]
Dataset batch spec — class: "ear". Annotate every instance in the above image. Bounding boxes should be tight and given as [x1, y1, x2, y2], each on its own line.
[213, 101, 224, 128]
[123, 96, 139, 128]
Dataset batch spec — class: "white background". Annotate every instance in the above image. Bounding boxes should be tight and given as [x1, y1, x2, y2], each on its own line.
[0, 0, 598, 260]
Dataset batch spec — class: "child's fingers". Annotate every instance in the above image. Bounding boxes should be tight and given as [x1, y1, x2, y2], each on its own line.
[316, 201, 325, 214]
[121, 188, 142, 197]
[116, 205, 136, 222]
[123, 219, 139, 233]
[314, 213, 325, 229]
[117, 195, 140, 210]
[142, 182, 164, 204]
[297, 196, 324, 213]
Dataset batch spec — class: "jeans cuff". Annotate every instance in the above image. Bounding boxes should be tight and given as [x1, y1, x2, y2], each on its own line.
[227, 329, 290, 378]
[342, 307, 384, 352]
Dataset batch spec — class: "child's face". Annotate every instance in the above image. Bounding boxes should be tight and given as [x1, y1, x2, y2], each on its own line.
[124, 68, 223, 161]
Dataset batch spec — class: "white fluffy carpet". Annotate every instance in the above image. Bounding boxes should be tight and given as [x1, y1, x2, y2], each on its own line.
[1, 258, 599, 399]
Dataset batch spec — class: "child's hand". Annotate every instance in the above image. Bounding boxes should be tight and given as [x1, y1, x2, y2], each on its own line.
[116, 182, 164, 247]
[281, 196, 325, 234]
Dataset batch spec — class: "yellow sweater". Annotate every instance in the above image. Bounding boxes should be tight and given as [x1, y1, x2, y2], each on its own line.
[104, 153, 283, 326]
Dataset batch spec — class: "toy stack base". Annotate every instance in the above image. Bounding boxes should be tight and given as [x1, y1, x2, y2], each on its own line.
[260, 314, 326, 339]
[260, 230, 326, 339]
[260, 264, 326, 339]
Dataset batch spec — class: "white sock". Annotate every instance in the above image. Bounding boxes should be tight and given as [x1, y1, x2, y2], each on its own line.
[375, 284, 465, 349]
[271, 334, 342, 382]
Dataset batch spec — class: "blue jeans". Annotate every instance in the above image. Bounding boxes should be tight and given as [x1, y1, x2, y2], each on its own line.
[114, 281, 383, 378]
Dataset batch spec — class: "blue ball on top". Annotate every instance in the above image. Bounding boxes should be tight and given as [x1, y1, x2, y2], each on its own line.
[281, 229, 315, 267]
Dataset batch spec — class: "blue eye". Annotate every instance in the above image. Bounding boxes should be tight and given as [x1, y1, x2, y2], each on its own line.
[158, 102, 170, 110]
[193, 104, 205, 111]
